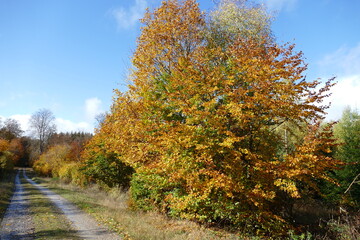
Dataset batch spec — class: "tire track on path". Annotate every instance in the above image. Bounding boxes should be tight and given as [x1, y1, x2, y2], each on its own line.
[0, 170, 35, 240]
[23, 169, 121, 240]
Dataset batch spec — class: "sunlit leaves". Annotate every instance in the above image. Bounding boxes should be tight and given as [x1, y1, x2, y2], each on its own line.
[90, 0, 339, 235]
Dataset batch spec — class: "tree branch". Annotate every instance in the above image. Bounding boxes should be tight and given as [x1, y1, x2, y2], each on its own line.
[344, 173, 360, 194]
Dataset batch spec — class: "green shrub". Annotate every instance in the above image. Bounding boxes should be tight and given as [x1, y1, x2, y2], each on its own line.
[81, 150, 134, 189]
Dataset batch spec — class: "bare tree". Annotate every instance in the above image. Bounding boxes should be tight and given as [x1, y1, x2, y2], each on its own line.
[95, 112, 107, 129]
[29, 109, 57, 153]
[0, 118, 23, 140]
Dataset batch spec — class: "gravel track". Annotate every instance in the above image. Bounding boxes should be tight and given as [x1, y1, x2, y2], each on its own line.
[1, 169, 121, 240]
[0, 170, 35, 240]
[22, 170, 121, 240]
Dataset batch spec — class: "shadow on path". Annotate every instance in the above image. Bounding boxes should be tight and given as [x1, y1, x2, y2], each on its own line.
[23, 169, 121, 240]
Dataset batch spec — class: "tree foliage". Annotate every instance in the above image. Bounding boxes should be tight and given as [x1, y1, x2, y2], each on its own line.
[33, 144, 71, 177]
[0, 139, 14, 176]
[209, 0, 272, 43]
[33, 131, 91, 185]
[81, 0, 339, 235]
[0, 118, 23, 140]
[330, 107, 360, 205]
[81, 132, 134, 189]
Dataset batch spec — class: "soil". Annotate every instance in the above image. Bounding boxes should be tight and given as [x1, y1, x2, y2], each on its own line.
[0, 169, 121, 240]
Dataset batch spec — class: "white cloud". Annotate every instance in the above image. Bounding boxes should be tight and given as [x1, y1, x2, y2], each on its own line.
[9, 114, 31, 134]
[85, 97, 103, 122]
[318, 43, 360, 121]
[0, 98, 105, 135]
[263, 0, 298, 12]
[111, 0, 147, 29]
[0, 115, 94, 135]
[55, 118, 92, 133]
[325, 75, 360, 121]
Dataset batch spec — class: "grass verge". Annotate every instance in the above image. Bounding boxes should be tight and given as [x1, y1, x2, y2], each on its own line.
[21, 170, 81, 240]
[0, 169, 17, 220]
[32, 176, 241, 240]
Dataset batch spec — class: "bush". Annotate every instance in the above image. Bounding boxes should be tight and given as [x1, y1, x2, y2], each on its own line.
[82, 150, 133, 189]
[58, 162, 87, 186]
[33, 144, 71, 177]
[81, 134, 134, 189]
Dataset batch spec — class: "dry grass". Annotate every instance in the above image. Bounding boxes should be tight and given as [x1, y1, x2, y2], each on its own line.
[34, 177, 242, 240]
[0, 169, 16, 220]
[20, 173, 81, 240]
[314, 213, 360, 240]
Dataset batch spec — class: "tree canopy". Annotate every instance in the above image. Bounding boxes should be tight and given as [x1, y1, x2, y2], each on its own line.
[82, 0, 339, 235]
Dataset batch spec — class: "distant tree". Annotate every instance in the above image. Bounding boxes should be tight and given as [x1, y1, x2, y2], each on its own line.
[0, 118, 23, 140]
[29, 109, 57, 153]
[8, 138, 26, 166]
[48, 132, 92, 148]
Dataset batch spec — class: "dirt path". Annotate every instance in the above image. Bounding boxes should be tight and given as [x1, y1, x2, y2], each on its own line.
[23, 170, 121, 240]
[0, 170, 35, 240]
[1, 169, 121, 240]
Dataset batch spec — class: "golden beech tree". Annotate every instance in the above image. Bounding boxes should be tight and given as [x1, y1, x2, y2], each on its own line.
[94, 0, 339, 234]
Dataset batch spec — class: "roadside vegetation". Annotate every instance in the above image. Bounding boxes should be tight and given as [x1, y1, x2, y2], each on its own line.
[0, 170, 16, 219]
[33, 176, 243, 240]
[0, 117, 26, 220]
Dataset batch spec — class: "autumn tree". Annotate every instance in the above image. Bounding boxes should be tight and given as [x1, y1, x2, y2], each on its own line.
[0, 139, 13, 176]
[8, 138, 26, 166]
[29, 109, 57, 154]
[94, 0, 338, 235]
[0, 118, 25, 170]
[33, 144, 70, 177]
[33, 132, 92, 185]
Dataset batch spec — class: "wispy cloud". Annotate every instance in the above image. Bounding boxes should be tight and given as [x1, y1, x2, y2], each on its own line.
[263, 0, 298, 12]
[319, 43, 360, 76]
[318, 43, 360, 120]
[111, 0, 147, 29]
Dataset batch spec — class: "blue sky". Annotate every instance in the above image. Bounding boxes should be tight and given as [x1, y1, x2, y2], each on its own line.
[0, 0, 359, 133]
